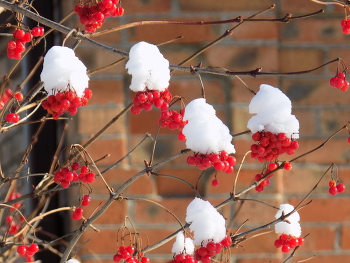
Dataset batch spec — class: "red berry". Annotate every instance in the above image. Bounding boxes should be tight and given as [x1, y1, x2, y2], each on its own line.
[221, 236, 232, 247]
[28, 243, 39, 253]
[84, 89, 93, 99]
[113, 254, 122, 262]
[72, 208, 83, 220]
[14, 92, 23, 101]
[13, 29, 25, 39]
[329, 186, 338, 196]
[17, 245, 27, 255]
[281, 245, 290, 253]
[85, 172, 95, 183]
[255, 184, 264, 192]
[268, 162, 278, 171]
[71, 162, 80, 171]
[213, 161, 225, 171]
[81, 166, 89, 173]
[211, 178, 219, 187]
[329, 180, 336, 187]
[283, 162, 292, 170]
[178, 132, 186, 141]
[298, 237, 305, 246]
[337, 183, 346, 193]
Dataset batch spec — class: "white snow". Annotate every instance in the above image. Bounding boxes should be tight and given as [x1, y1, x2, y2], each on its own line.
[247, 84, 299, 139]
[274, 204, 301, 237]
[125, 41, 170, 92]
[40, 46, 89, 98]
[171, 231, 195, 255]
[186, 198, 226, 245]
[182, 98, 235, 154]
[67, 259, 81, 263]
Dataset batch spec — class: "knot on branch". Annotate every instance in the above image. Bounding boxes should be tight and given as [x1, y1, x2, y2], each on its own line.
[282, 13, 293, 22]
[250, 68, 262, 77]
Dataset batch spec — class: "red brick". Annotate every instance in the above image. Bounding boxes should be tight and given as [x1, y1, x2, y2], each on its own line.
[205, 46, 278, 72]
[75, 48, 126, 75]
[82, 138, 127, 166]
[280, 0, 339, 14]
[179, 0, 275, 12]
[280, 19, 346, 43]
[283, 167, 329, 194]
[82, 198, 127, 225]
[170, 79, 226, 105]
[133, 198, 192, 224]
[320, 108, 350, 135]
[78, 106, 126, 135]
[91, 169, 155, 195]
[293, 255, 350, 263]
[298, 226, 336, 251]
[236, 257, 282, 263]
[296, 138, 349, 164]
[329, 48, 350, 73]
[127, 17, 222, 44]
[88, 18, 121, 44]
[232, 19, 278, 40]
[293, 108, 316, 135]
[341, 225, 350, 249]
[231, 76, 279, 103]
[280, 78, 350, 106]
[289, 197, 350, 222]
[231, 107, 250, 134]
[279, 48, 324, 74]
[88, 80, 124, 104]
[154, 167, 204, 196]
[123, 0, 171, 14]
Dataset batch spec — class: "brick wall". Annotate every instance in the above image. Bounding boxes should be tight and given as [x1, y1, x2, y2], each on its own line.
[62, 0, 350, 262]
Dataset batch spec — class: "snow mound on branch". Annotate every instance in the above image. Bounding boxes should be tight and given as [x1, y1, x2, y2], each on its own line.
[67, 259, 81, 263]
[275, 204, 301, 237]
[186, 198, 226, 246]
[182, 98, 235, 154]
[40, 46, 89, 98]
[125, 41, 170, 92]
[247, 84, 299, 139]
[171, 231, 194, 255]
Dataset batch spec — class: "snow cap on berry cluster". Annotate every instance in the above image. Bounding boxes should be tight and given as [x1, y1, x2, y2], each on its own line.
[40, 46, 89, 98]
[274, 204, 301, 237]
[182, 98, 235, 154]
[171, 231, 195, 255]
[125, 41, 170, 92]
[247, 84, 299, 139]
[186, 198, 226, 246]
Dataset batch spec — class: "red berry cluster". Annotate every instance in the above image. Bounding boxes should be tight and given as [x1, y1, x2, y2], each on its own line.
[74, 0, 124, 33]
[131, 89, 172, 114]
[113, 245, 150, 263]
[330, 72, 349, 91]
[186, 151, 236, 173]
[250, 132, 299, 162]
[54, 162, 95, 188]
[7, 27, 44, 59]
[341, 18, 350, 34]
[274, 234, 304, 253]
[6, 215, 24, 235]
[8, 192, 21, 211]
[328, 180, 346, 196]
[71, 195, 92, 220]
[192, 237, 232, 263]
[170, 254, 197, 263]
[159, 109, 188, 141]
[41, 89, 92, 120]
[17, 243, 39, 262]
[1, 89, 24, 123]
[254, 173, 271, 193]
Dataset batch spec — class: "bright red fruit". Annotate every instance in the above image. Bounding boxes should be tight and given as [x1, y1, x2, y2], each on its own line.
[211, 178, 219, 187]
[337, 183, 345, 193]
[72, 208, 83, 220]
[17, 245, 27, 255]
[329, 186, 338, 196]
[283, 162, 292, 170]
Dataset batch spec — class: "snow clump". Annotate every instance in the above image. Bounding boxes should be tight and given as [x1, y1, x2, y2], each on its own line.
[186, 198, 226, 246]
[247, 84, 299, 139]
[67, 259, 81, 263]
[182, 98, 235, 154]
[274, 204, 301, 237]
[171, 231, 195, 255]
[125, 41, 170, 92]
[40, 46, 89, 98]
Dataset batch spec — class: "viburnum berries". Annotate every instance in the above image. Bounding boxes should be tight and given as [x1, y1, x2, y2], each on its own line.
[131, 89, 172, 114]
[274, 234, 304, 253]
[186, 151, 236, 173]
[341, 18, 350, 35]
[74, 0, 124, 33]
[16, 243, 39, 262]
[54, 163, 95, 188]
[41, 89, 92, 119]
[328, 180, 345, 196]
[7, 27, 44, 59]
[330, 72, 349, 91]
[72, 208, 83, 220]
[193, 237, 231, 262]
[250, 131, 299, 162]
[112, 245, 148, 263]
